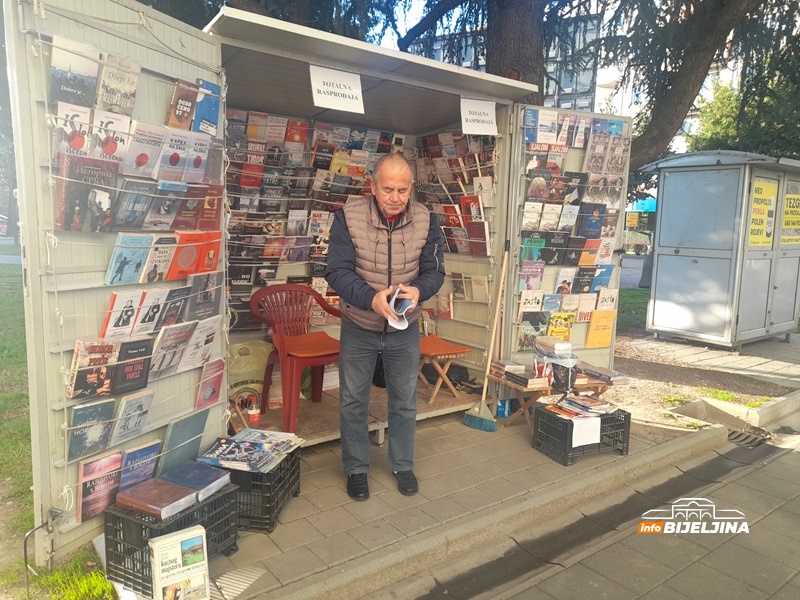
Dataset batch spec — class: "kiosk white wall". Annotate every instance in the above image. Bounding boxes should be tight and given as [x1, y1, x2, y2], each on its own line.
[645, 151, 800, 349]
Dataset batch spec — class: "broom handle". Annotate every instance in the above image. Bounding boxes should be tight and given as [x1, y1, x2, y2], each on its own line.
[478, 240, 510, 407]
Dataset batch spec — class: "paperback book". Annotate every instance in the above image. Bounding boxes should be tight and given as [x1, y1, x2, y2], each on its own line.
[166, 79, 199, 130]
[149, 321, 198, 381]
[149, 525, 210, 600]
[52, 102, 90, 164]
[109, 388, 154, 445]
[110, 177, 157, 230]
[155, 408, 211, 477]
[130, 288, 170, 336]
[105, 233, 152, 286]
[99, 289, 144, 339]
[115, 477, 197, 520]
[49, 35, 100, 106]
[67, 397, 117, 463]
[77, 450, 123, 523]
[118, 439, 162, 491]
[66, 338, 121, 399]
[195, 358, 225, 410]
[141, 181, 188, 231]
[111, 335, 154, 396]
[56, 155, 119, 232]
[121, 121, 167, 178]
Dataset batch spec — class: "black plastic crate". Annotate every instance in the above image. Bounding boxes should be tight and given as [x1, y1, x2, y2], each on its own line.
[104, 483, 239, 598]
[532, 406, 630, 466]
[227, 448, 301, 532]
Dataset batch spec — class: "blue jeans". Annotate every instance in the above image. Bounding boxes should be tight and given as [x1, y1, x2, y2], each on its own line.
[338, 318, 419, 474]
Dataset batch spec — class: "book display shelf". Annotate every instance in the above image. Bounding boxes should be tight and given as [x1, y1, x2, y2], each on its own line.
[4, 0, 232, 565]
[503, 106, 632, 370]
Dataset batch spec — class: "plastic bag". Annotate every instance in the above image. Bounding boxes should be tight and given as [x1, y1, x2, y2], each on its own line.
[228, 340, 274, 410]
[533, 345, 578, 392]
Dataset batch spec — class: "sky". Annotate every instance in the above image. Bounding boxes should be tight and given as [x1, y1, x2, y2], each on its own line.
[379, 1, 426, 50]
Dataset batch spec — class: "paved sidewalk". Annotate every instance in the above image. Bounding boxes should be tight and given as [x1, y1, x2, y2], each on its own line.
[204, 416, 726, 600]
[618, 334, 800, 389]
[374, 419, 800, 600]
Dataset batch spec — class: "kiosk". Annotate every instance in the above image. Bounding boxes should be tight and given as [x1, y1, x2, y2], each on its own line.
[643, 151, 800, 349]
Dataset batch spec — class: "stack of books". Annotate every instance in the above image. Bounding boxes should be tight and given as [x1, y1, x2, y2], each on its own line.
[503, 367, 550, 389]
[489, 359, 526, 379]
[575, 361, 629, 384]
[197, 429, 304, 473]
[557, 395, 618, 416]
[534, 336, 572, 355]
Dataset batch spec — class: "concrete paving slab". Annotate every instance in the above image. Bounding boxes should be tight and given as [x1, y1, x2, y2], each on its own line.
[660, 562, 769, 600]
[699, 542, 796, 595]
[581, 543, 678, 595]
[535, 563, 640, 600]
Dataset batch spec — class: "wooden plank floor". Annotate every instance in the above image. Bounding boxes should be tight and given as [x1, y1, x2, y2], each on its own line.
[251, 384, 479, 446]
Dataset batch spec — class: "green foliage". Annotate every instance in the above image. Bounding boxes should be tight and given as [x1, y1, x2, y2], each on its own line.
[685, 421, 707, 430]
[687, 78, 800, 158]
[30, 547, 114, 600]
[697, 387, 736, 402]
[744, 397, 770, 408]
[660, 395, 684, 406]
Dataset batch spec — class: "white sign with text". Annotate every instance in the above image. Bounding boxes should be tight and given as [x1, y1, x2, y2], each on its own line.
[309, 65, 365, 114]
[460, 98, 498, 135]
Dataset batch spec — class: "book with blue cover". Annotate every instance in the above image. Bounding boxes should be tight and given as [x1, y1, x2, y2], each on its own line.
[192, 78, 221, 138]
[119, 439, 162, 491]
[576, 202, 606, 240]
[67, 397, 117, 463]
[161, 461, 231, 502]
[105, 233, 153, 286]
[590, 264, 615, 293]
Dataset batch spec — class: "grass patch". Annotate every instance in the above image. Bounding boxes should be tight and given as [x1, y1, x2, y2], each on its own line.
[661, 412, 677, 420]
[697, 387, 736, 402]
[617, 288, 650, 335]
[685, 421, 707, 430]
[0, 244, 21, 257]
[660, 395, 685, 407]
[745, 397, 770, 408]
[0, 547, 114, 600]
[0, 265, 33, 534]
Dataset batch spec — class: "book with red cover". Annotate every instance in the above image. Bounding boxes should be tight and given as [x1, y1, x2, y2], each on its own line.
[466, 220, 490, 257]
[195, 231, 222, 274]
[166, 230, 206, 281]
[459, 195, 483, 225]
[195, 357, 225, 410]
[115, 477, 197, 520]
[170, 184, 209, 230]
[196, 184, 224, 230]
[239, 139, 267, 188]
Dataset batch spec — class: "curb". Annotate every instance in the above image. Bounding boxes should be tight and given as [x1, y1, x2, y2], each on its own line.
[747, 389, 800, 427]
[243, 425, 728, 600]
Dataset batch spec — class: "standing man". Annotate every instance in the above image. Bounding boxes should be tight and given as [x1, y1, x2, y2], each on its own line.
[325, 153, 445, 501]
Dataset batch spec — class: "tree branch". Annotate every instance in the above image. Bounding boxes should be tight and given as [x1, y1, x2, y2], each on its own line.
[397, 0, 467, 52]
[630, 0, 767, 171]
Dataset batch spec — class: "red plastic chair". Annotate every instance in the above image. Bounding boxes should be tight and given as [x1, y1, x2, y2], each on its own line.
[249, 284, 341, 433]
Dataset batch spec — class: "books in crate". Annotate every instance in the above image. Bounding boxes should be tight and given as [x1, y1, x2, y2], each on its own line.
[547, 395, 619, 418]
[197, 429, 303, 474]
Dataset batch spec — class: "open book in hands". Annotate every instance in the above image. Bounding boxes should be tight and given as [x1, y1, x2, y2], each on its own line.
[388, 287, 414, 330]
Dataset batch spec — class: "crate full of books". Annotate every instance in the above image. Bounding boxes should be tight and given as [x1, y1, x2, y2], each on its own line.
[532, 405, 630, 466]
[197, 429, 303, 532]
[104, 484, 238, 598]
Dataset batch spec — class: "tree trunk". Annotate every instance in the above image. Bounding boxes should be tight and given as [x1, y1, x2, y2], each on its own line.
[485, 0, 546, 104]
[630, 0, 766, 171]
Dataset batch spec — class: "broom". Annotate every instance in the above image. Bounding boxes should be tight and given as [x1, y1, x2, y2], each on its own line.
[464, 240, 510, 432]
